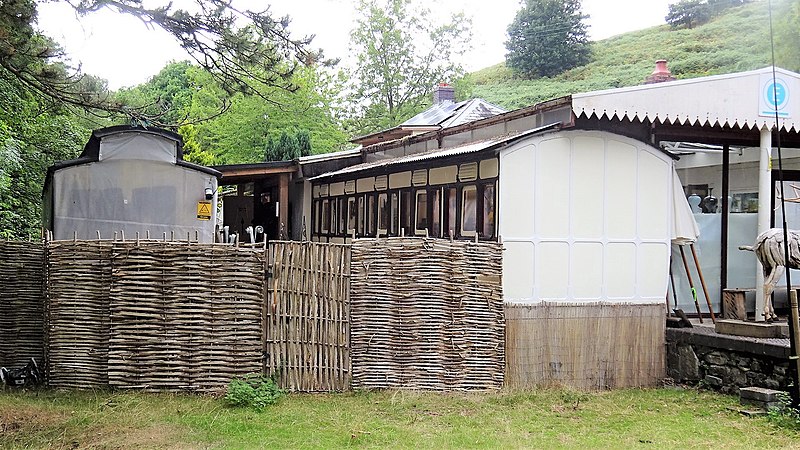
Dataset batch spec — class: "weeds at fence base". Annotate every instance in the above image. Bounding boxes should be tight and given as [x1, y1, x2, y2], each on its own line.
[224, 374, 284, 411]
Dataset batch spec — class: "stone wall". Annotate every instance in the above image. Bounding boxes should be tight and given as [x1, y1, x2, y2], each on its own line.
[666, 327, 789, 394]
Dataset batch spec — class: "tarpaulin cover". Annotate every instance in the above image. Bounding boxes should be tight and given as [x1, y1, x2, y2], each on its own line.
[671, 170, 700, 245]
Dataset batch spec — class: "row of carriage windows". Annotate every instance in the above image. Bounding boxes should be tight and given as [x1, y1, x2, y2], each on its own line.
[312, 182, 496, 240]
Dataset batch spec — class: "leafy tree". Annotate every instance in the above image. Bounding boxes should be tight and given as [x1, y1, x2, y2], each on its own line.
[264, 129, 312, 161]
[505, 0, 591, 79]
[345, 0, 472, 135]
[665, 0, 713, 28]
[666, 0, 751, 29]
[1, 0, 323, 123]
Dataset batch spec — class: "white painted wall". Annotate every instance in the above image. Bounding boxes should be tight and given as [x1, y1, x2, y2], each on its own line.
[499, 130, 674, 304]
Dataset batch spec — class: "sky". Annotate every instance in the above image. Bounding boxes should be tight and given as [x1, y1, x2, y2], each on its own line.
[36, 0, 674, 90]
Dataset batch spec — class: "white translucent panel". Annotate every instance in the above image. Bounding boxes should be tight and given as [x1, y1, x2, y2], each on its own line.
[53, 159, 217, 242]
[571, 137, 605, 239]
[499, 144, 535, 237]
[638, 243, 670, 299]
[606, 243, 636, 299]
[535, 138, 571, 238]
[503, 241, 535, 301]
[606, 140, 637, 239]
[100, 133, 176, 163]
[638, 152, 670, 240]
[537, 241, 569, 299]
[571, 242, 603, 299]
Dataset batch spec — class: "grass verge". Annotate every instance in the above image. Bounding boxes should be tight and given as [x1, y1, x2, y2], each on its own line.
[1, 386, 799, 449]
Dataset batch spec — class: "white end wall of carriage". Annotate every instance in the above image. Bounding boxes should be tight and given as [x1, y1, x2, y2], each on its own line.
[499, 130, 675, 305]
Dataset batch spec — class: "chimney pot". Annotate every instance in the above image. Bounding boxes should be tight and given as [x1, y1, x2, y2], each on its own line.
[645, 59, 676, 84]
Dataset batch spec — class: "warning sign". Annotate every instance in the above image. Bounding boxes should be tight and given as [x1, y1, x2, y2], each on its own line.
[197, 201, 212, 220]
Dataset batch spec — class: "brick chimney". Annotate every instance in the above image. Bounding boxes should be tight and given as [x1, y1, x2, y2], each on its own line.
[644, 60, 676, 84]
[433, 83, 455, 104]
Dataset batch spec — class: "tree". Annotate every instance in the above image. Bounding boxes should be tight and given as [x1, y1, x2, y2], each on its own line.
[264, 129, 312, 161]
[0, 0, 323, 124]
[345, 0, 472, 135]
[665, 0, 712, 28]
[665, 0, 751, 29]
[505, 0, 590, 79]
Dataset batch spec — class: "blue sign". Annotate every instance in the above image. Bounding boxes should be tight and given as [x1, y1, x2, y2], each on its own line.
[761, 77, 790, 117]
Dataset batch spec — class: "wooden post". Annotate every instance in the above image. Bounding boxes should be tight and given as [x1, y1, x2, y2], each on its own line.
[690, 244, 716, 323]
[679, 245, 703, 323]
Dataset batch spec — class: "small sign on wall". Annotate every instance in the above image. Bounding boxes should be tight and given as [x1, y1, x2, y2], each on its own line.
[197, 201, 212, 220]
[759, 73, 793, 119]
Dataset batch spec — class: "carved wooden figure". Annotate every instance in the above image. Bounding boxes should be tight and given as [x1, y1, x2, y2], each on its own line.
[739, 228, 800, 322]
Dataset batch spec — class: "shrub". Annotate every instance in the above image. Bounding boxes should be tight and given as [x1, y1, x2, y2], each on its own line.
[225, 374, 284, 411]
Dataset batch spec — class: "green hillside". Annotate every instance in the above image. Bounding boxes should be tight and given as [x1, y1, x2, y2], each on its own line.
[469, 1, 783, 109]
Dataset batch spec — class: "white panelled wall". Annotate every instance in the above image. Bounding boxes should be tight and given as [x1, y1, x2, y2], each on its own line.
[499, 130, 674, 304]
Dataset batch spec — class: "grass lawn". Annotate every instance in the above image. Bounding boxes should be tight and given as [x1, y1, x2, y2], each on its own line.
[1, 387, 799, 449]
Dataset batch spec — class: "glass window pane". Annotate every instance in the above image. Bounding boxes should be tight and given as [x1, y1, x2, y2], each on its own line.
[378, 194, 389, 235]
[482, 183, 495, 238]
[367, 195, 377, 236]
[330, 198, 337, 235]
[322, 199, 330, 233]
[347, 197, 356, 234]
[400, 191, 413, 236]
[431, 189, 441, 238]
[416, 190, 428, 234]
[445, 187, 457, 237]
[462, 186, 477, 234]
[357, 196, 365, 236]
[338, 198, 347, 235]
[390, 193, 399, 236]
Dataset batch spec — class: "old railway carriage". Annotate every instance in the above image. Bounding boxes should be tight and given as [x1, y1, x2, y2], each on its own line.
[307, 93, 683, 388]
[309, 143, 502, 243]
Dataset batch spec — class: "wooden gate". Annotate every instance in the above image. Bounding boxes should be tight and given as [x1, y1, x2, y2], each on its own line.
[265, 241, 351, 391]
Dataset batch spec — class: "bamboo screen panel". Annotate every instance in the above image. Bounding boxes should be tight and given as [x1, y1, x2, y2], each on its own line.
[0, 241, 45, 369]
[266, 241, 351, 392]
[107, 242, 265, 392]
[350, 239, 505, 391]
[505, 302, 666, 390]
[46, 240, 113, 388]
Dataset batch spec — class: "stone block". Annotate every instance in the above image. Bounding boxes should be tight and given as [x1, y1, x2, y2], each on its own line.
[705, 352, 728, 366]
[740, 386, 783, 402]
[715, 319, 785, 338]
[705, 375, 723, 387]
[668, 343, 700, 381]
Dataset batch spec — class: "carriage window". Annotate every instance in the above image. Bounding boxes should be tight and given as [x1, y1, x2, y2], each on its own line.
[431, 189, 441, 238]
[390, 192, 399, 236]
[347, 197, 357, 235]
[338, 198, 347, 236]
[314, 200, 321, 234]
[415, 190, 428, 235]
[462, 185, 477, 236]
[357, 196, 365, 236]
[482, 183, 495, 239]
[444, 187, 457, 237]
[400, 190, 413, 236]
[378, 193, 389, 236]
[330, 199, 338, 235]
[321, 199, 330, 234]
[367, 195, 377, 236]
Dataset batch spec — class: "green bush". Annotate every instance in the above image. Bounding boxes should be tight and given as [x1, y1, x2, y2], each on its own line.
[767, 392, 800, 431]
[225, 374, 284, 411]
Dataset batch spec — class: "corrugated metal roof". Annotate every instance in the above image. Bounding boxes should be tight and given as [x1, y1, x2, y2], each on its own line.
[311, 123, 559, 180]
[572, 66, 800, 132]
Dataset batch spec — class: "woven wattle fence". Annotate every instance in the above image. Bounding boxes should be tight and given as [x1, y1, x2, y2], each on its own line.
[349, 238, 505, 390]
[0, 241, 45, 370]
[46, 240, 113, 388]
[107, 242, 265, 392]
[266, 241, 351, 392]
[46, 240, 265, 391]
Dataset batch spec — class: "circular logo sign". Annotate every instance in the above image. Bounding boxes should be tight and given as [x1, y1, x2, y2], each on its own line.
[764, 78, 789, 111]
